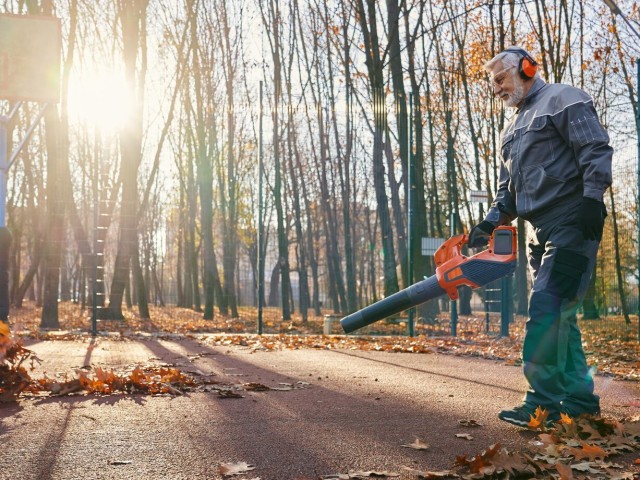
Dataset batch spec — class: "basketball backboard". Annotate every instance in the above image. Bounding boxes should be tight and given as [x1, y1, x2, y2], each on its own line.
[0, 14, 61, 103]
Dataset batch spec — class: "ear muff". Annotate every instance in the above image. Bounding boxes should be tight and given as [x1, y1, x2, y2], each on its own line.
[503, 47, 538, 80]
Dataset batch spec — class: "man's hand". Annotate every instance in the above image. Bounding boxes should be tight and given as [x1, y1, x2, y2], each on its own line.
[468, 221, 495, 248]
[579, 197, 607, 241]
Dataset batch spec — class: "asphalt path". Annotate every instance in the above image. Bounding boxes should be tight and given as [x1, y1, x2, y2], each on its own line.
[1, 336, 639, 479]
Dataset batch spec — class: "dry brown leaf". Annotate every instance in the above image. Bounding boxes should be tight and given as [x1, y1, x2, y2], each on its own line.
[401, 467, 459, 479]
[555, 462, 574, 480]
[243, 382, 271, 391]
[490, 448, 532, 475]
[347, 471, 399, 479]
[570, 461, 601, 474]
[218, 389, 244, 398]
[455, 433, 473, 440]
[401, 438, 430, 450]
[567, 442, 608, 461]
[458, 419, 482, 427]
[218, 461, 255, 476]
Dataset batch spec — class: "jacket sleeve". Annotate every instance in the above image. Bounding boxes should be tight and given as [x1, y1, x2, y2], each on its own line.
[485, 161, 517, 227]
[550, 93, 613, 201]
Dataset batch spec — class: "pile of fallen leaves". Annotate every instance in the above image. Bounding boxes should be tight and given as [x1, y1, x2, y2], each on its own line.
[405, 409, 640, 480]
[314, 411, 640, 479]
[0, 322, 39, 402]
[23, 365, 200, 397]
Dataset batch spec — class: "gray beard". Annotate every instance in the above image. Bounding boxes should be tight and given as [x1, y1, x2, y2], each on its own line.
[504, 82, 526, 108]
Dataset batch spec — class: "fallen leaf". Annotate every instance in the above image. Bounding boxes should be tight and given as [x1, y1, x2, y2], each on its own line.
[243, 383, 270, 391]
[218, 390, 244, 398]
[458, 419, 482, 427]
[567, 442, 608, 461]
[401, 467, 459, 478]
[347, 471, 399, 478]
[570, 461, 601, 474]
[490, 448, 533, 475]
[219, 462, 256, 476]
[527, 406, 549, 430]
[109, 460, 132, 465]
[401, 438, 430, 450]
[555, 462, 574, 480]
[455, 433, 473, 440]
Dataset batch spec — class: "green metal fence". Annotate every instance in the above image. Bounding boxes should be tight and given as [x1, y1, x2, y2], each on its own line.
[584, 145, 639, 339]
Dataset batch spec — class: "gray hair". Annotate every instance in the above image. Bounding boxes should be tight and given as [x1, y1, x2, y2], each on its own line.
[484, 47, 541, 80]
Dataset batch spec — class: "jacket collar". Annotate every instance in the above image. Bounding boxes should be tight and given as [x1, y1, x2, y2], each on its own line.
[516, 77, 547, 112]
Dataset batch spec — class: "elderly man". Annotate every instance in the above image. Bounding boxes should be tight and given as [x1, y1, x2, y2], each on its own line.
[468, 47, 613, 427]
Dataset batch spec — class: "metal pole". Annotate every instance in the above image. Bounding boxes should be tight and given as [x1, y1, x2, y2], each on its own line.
[450, 211, 458, 336]
[91, 130, 99, 336]
[407, 93, 414, 337]
[0, 117, 9, 323]
[637, 58, 640, 340]
[0, 117, 7, 228]
[258, 81, 264, 335]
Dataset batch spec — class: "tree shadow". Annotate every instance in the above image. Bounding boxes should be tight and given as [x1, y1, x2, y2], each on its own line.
[134, 336, 534, 475]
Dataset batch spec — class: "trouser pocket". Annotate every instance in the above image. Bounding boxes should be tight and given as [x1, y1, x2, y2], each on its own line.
[547, 248, 588, 299]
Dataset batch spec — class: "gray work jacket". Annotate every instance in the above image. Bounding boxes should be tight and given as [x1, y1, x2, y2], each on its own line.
[486, 78, 613, 228]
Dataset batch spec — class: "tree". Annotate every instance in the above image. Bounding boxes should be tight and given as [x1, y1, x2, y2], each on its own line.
[104, 0, 149, 320]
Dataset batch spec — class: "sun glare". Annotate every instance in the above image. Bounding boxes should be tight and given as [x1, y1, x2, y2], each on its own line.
[67, 70, 134, 131]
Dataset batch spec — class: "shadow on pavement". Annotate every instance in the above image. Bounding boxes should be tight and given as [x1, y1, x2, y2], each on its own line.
[136, 336, 528, 476]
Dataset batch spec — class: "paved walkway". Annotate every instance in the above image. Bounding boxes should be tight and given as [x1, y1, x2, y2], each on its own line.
[1, 336, 639, 479]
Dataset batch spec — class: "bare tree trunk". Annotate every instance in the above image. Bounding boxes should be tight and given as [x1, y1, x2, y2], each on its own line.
[356, 0, 399, 297]
[39, 0, 77, 328]
[188, 0, 216, 320]
[402, 2, 438, 321]
[40, 104, 63, 329]
[216, 2, 239, 318]
[260, 0, 291, 320]
[105, 0, 148, 320]
[386, 0, 409, 287]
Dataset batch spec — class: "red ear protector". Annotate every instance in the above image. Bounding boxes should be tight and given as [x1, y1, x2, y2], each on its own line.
[504, 47, 538, 80]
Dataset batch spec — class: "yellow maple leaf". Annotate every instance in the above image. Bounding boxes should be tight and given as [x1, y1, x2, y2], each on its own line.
[527, 406, 549, 430]
[559, 412, 573, 424]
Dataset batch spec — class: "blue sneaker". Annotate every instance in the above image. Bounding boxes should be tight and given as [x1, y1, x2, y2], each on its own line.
[498, 404, 560, 428]
[560, 404, 601, 418]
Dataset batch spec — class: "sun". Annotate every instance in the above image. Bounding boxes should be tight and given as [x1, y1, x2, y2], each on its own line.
[67, 70, 134, 132]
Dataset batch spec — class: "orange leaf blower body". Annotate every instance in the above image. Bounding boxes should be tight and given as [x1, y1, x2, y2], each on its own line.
[340, 226, 517, 333]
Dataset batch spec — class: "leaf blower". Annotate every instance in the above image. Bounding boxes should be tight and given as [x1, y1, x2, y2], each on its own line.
[340, 226, 517, 334]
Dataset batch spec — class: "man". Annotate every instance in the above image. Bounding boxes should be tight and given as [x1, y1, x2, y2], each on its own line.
[469, 47, 613, 427]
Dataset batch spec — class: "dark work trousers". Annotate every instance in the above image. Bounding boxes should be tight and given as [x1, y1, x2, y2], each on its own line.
[521, 211, 600, 414]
